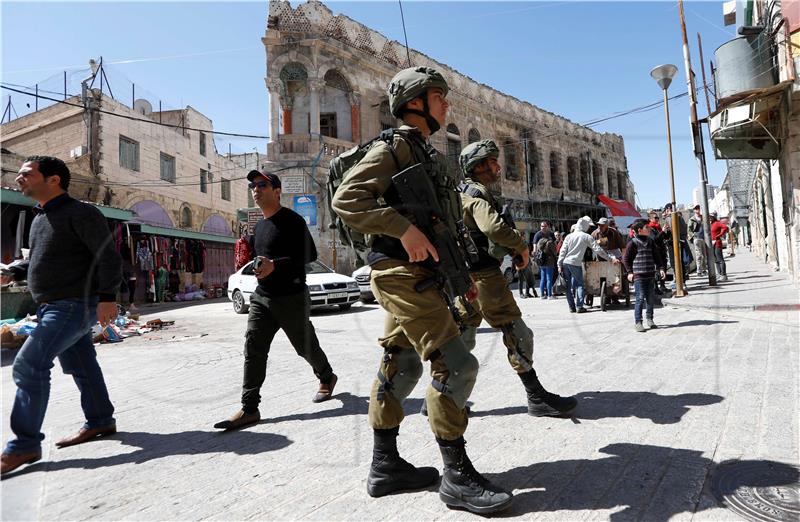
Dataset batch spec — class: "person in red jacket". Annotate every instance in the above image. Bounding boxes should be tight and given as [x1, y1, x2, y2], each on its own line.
[710, 212, 729, 281]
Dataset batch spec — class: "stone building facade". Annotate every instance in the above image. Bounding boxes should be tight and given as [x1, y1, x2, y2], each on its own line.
[1, 91, 250, 236]
[709, 0, 800, 282]
[262, 0, 634, 271]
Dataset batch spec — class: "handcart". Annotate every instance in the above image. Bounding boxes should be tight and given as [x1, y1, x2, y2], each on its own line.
[583, 260, 630, 311]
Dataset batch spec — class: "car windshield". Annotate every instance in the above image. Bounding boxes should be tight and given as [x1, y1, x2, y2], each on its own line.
[305, 260, 333, 274]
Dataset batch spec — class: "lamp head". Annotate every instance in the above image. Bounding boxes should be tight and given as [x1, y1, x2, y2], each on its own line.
[650, 64, 678, 91]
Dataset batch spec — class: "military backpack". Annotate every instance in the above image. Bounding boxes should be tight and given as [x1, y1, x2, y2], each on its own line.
[326, 128, 413, 262]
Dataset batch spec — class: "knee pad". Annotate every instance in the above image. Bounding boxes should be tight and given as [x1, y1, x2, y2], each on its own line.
[376, 347, 422, 402]
[460, 325, 477, 353]
[500, 318, 534, 372]
[389, 348, 423, 401]
[431, 336, 479, 409]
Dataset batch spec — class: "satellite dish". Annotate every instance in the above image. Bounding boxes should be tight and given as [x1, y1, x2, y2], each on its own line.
[133, 98, 153, 116]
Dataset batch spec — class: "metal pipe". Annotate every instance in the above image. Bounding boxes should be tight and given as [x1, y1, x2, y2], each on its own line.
[662, 89, 686, 296]
[678, 0, 716, 286]
[697, 32, 713, 115]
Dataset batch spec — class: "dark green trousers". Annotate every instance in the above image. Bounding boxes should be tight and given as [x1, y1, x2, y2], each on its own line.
[241, 289, 333, 411]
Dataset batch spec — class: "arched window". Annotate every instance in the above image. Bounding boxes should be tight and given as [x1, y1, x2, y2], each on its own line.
[180, 206, 193, 229]
[580, 156, 592, 193]
[567, 157, 579, 191]
[131, 200, 173, 227]
[467, 128, 481, 144]
[550, 152, 562, 189]
[203, 215, 233, 237]
[379, 101, 395, 131]
[323, 69, 350, 91]
[503, 138, 519, 181]
[617, 171, 627, 201]
[592, 160, 603, 193]
[446, 124, 461, 172]
[607, 168, 616, 198]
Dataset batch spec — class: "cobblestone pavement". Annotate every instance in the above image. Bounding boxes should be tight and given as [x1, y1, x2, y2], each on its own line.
[2, 250, 798, 521]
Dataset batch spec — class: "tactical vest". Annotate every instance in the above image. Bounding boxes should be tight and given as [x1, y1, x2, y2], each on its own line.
[459, 180, 506, 271]
[369, 131, 463, 264]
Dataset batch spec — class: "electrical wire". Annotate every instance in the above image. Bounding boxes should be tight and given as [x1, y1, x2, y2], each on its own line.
[0, 84, 269, 140]
[397, 0, 412, 67]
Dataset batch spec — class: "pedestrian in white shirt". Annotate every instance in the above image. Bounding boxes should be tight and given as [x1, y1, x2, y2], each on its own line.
[557, 216, 620, 313]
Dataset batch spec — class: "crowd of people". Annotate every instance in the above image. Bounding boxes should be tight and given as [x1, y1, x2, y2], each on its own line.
[519, 202, 736, 329]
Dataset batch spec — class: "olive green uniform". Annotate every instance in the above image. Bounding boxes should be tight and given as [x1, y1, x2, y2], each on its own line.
[331, 126, 478, 441]
[455, 181, 534, 373]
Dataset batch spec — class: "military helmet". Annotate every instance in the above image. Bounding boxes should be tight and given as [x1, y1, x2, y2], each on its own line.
[387, 66, 449, 118]
[459, 139, 500, 176]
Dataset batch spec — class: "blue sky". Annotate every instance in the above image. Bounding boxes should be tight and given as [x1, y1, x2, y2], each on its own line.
[1, 1, 737, 209]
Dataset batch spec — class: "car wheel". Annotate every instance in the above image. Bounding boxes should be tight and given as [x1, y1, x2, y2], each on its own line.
[360, 296, 376, 304]
[504, 268, 514, 284]
[232, 290, 248, 314]
[339, 303, 352, 310]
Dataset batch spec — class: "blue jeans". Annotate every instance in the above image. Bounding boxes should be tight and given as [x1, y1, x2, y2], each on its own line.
[563, 264, 584, 311]
[6, 298, 115, 454]
[634, 278, 656, 323]
[539, 266, 555, 296]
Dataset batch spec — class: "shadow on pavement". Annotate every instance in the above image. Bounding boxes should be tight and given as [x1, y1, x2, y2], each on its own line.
[483, 443, 798, 520]
[659, 319, 739, 328]
[471, 391, 723, 425]
[1, 430, 292, 478]
[312, 304, 378, 316]
[260, 392, 369, 424]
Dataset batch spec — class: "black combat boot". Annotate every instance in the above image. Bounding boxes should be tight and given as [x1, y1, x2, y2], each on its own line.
[437, 437, 513, 514]
[366, 427, 440, 498]
[519, 369, 578, 417]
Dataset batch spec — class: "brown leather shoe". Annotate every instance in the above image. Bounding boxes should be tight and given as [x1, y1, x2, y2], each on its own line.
[55, 424, 117, 448]
[213, 409, 260, 431]
[312, 373, 338, 403]
[1, 451, 42, 476]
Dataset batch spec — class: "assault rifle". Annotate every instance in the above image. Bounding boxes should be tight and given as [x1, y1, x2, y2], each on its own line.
[498, 203, 524, 265]
[391, 163, 473, 323]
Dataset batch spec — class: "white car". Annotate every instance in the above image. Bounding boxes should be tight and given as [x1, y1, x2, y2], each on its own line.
[351, 265, 375, 303]
[228, 260, 361, 314]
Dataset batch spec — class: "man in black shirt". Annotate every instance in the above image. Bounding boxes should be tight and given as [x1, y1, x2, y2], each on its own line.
[2, 156, 121, 476]
[214, 170, 337, 431]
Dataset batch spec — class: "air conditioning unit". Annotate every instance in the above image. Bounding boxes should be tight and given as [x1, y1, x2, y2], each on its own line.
[70, 145, 87, 158]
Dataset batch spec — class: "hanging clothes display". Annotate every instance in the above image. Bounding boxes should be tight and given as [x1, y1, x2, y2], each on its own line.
[234, 235, 253, 271]
[136, 240, 154, 271]
[155, 266, 169, 302]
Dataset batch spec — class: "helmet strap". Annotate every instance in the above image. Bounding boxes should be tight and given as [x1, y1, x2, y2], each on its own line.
[401, 94, 440, 134]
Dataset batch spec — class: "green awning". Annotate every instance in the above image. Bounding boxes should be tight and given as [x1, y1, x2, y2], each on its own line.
[1, 188, 134, 220]
[1, 188, 34, 207]
[138, 224, 236, 244]
[96, 206, 134, 220]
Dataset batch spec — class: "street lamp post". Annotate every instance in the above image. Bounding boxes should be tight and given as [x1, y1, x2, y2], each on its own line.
[650, 64, 686, 297]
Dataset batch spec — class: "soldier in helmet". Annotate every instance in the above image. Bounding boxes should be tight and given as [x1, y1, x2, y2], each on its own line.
[447, 140, 577, 416]
[332, 67, 513, 514]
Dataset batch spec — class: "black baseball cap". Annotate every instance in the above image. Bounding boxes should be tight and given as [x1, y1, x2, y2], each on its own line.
[247, 169, 281, 188]
[693, 204, 701, 210]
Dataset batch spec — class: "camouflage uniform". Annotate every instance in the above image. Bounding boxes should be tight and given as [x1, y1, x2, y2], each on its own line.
[331, 67, 512, 514]
[453, 140, 578, 416]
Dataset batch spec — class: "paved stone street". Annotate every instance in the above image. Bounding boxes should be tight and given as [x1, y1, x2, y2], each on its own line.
[2, 249, 798, 521]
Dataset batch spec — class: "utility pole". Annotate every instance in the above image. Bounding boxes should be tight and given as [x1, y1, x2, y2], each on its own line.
[678, 0, 717, 286]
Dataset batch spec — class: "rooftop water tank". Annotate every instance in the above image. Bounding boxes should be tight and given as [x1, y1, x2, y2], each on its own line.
[714, 34, 777, 100]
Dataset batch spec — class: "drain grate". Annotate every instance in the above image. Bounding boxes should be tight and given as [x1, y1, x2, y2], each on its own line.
[711, 460, 800, 522]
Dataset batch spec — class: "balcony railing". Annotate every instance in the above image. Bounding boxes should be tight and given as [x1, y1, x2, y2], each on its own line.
[277, 134, 355, 158]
